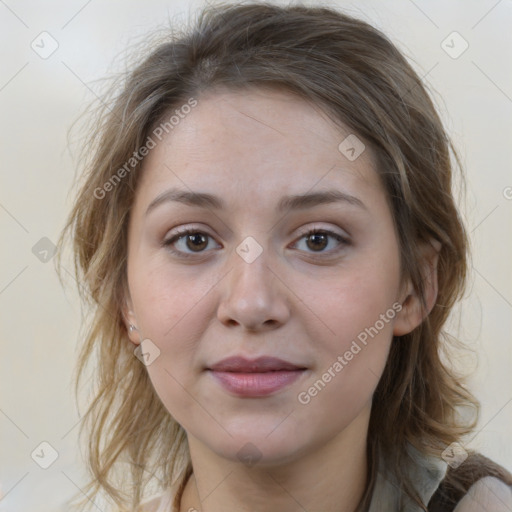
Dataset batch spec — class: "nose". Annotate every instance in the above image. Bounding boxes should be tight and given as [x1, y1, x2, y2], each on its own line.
[216, 244, 291, 332]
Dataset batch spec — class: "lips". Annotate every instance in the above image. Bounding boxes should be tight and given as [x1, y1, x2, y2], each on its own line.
[206, 356, 307, 397]
[207, 355, 305, 372]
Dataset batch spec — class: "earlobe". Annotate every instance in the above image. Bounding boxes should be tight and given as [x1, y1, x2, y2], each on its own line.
[122, 294, 141, 346]
[392, 239, 441, 337]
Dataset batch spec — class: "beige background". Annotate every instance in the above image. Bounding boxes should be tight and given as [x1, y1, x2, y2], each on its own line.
[1, 0, 511, 510]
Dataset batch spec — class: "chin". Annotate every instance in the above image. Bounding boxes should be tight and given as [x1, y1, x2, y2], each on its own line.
[213, 437, 304, 468]
[192, 416, 313, 468]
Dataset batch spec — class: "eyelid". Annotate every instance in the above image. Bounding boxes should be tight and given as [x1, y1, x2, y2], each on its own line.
[293, 223, 350, 242]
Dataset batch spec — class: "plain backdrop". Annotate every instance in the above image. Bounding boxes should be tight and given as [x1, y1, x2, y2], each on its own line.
[1, 0, 511, 510]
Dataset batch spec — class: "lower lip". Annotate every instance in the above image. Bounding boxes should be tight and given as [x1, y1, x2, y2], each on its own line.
[208, 370, 305, 397]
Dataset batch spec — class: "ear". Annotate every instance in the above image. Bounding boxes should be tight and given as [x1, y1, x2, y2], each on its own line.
[122, 290, 141, 346]
[393, 238, 441, 337]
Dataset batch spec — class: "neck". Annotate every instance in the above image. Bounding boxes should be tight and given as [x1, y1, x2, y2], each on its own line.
[180, 404, 370, 512]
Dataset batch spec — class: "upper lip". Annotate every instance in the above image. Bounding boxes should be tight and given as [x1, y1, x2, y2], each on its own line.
[207, 356, 306, 372]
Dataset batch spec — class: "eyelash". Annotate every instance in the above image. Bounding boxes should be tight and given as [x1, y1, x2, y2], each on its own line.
[162, 226, 350, 259]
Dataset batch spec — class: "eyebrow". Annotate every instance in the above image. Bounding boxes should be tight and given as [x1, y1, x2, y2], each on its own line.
[145, 187, 367, 216]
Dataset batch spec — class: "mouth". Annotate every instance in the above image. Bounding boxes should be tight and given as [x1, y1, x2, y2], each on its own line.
[205, 356, 308, 397]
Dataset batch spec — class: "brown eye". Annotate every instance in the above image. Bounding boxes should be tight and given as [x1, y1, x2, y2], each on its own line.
[163, 229, 220, 257]
[184, 232, 208, 252]
[306, 232, 329, 252]
[293, 228, 349, 256]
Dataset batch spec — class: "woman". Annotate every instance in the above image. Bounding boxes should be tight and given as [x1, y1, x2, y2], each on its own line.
[56, 2, 512, 511]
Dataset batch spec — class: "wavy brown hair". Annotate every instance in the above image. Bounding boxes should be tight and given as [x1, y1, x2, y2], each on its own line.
[56, 2, 481, 511]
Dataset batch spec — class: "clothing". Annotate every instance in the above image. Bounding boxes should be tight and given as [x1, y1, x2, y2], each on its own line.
[367, 443, 448, 511]
[140, 443, 512, 511]
[453, 476, 512, 511]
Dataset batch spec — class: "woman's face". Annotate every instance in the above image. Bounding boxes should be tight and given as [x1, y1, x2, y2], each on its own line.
[124, 87, 416, 465]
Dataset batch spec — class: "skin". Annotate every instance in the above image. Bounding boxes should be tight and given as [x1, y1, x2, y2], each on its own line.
[123, 87, 440, 512]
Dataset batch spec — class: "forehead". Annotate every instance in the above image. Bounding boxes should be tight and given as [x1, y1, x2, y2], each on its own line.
[135, 87, 382, 210]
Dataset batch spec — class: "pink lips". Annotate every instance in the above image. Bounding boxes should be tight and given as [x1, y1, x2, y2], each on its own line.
[206, 356, 307, 397]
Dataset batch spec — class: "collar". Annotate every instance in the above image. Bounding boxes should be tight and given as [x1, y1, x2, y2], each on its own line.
[367, 442, 448, 512]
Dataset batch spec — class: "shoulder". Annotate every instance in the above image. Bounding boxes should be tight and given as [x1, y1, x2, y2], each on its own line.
[428, 451, 512, 512]
[453, 476, 512, 511]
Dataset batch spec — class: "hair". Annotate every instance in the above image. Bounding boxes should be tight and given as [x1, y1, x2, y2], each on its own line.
[56, 2, 485, 511]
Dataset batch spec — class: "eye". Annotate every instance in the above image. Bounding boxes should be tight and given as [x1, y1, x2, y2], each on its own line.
[292, 228, 350, 255]
[163, 228, 220, 257]
[162, 226, 350, 259]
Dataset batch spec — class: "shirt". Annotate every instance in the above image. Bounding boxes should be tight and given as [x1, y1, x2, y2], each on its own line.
[367, 442, 448, 511]
[141, 443, 512, 512]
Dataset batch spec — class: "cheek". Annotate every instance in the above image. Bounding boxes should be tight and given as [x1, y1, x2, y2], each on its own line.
[295, 247, 400, 410]
[128, 262, 219, 419]
[130, 260, 216, 342]
[295, 277, 397, 437]
[302, 256, 401, 353]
